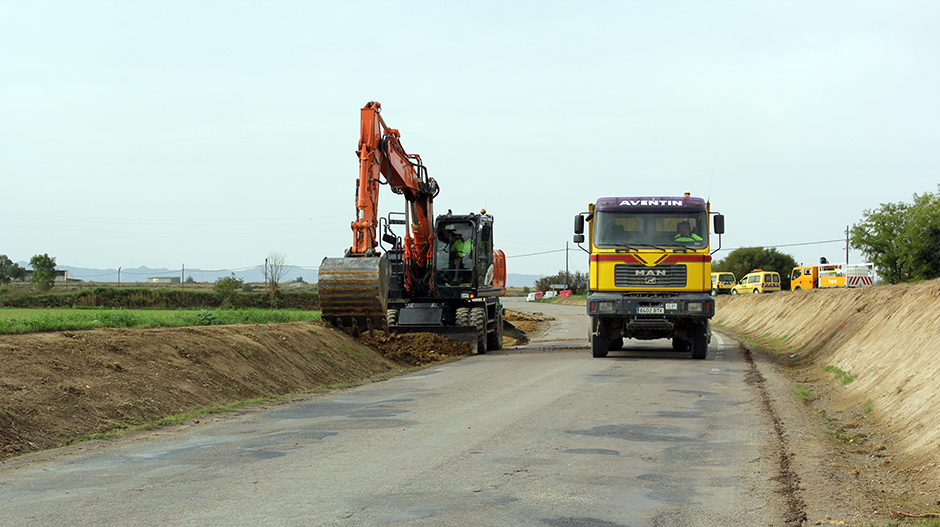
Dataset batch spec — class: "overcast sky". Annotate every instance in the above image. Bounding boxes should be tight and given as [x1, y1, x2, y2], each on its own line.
[2, 0, 938, 280]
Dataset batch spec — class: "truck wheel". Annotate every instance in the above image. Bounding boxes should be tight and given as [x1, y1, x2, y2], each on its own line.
[690, 322, 707, 360]
[608, 338, 623, 351]
[471, 306, 487, 354]
[487, 305, 504, 351]
[672, 337, 688, 351]
[591, 317, 608, 358]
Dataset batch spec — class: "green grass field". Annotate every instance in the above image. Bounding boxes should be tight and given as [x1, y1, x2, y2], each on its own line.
[0, 308, 321, 335]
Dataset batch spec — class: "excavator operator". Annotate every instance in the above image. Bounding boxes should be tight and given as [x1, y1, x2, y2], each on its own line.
[442, 224, 473, 284]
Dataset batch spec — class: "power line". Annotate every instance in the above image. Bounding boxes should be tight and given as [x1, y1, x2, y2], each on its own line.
[505, 249, 567, 259]
[715, 238, 845, 252]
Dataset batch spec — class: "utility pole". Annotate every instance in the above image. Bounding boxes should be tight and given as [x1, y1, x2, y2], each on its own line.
[182, 264, 185, 286]
[845, 226, 849, 264]
[118, 267, 121, 285]
[565, 241, 569, 284]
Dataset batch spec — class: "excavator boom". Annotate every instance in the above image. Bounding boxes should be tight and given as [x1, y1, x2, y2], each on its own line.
[319, 102, 437, 333]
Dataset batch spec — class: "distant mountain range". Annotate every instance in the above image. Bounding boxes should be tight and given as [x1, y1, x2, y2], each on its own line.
[42, 264, 543, 289]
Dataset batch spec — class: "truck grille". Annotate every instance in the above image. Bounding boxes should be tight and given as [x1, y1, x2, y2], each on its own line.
[614, 265, 687, 288]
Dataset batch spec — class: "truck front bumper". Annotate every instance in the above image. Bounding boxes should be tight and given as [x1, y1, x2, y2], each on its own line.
[586, 292, 715, 320]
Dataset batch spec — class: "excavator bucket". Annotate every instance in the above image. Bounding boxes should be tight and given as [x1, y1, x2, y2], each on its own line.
[502, 320, 529, 345]
[318, 257, 390, 336]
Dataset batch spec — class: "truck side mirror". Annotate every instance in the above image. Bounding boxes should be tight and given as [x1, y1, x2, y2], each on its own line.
[713, 214, 725, 235]
[573, 234, 585, 243]
[574, 214, 584, 234]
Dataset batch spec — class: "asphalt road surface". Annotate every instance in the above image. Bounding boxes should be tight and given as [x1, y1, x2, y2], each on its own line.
[0, 298, 790, 526]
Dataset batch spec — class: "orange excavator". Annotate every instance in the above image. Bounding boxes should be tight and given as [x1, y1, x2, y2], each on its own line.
[318, 102, 520, 352]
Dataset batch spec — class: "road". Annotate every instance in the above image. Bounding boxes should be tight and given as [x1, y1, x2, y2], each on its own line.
[0, 298, 792, 526]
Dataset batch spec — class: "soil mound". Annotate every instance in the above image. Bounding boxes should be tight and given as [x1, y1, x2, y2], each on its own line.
[356, 332, 472, 366]
[504, 309, 552, 337]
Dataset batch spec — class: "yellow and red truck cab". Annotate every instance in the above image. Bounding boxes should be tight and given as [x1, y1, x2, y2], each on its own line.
[574, 195, 724, 360]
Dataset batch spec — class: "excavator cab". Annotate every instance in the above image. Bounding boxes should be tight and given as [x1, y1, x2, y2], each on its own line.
[435, 219, 476, 288]
[432, 213, 500, 296]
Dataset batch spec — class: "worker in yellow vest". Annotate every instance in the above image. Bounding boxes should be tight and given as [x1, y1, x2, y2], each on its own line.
[444, 224, 473, 284]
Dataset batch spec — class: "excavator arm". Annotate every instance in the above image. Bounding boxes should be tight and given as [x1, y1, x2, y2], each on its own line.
[319, 102, 438, 334]
[351, 101, 438, 269]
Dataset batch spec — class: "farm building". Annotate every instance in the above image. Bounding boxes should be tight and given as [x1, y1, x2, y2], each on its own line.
[146, 276, 181, 284]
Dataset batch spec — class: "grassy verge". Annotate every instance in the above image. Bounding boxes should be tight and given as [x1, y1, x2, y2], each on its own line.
[0, 308, 321, 335]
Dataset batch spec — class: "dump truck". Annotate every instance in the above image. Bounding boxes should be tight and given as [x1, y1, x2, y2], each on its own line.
[573, 195, 725, 359]
[318, 102, 520, 352]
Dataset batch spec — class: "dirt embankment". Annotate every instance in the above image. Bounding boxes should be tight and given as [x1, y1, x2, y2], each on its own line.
[0, 322, 477, 461]
[0, 308, 545, 462]
[714, 279, 940, 493]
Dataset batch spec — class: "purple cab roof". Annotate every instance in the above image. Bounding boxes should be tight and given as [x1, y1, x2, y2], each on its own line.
[595, 196, 707, 213]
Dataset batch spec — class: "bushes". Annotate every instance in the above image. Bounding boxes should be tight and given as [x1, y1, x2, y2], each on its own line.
[0, 308, 322, 334]
[0, 287, 320, 310]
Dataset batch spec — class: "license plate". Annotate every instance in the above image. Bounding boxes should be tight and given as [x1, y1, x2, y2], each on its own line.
[637, 307, 664, 314]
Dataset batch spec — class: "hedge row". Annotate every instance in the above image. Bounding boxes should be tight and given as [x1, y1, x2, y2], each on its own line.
[0, 287, 320, 310]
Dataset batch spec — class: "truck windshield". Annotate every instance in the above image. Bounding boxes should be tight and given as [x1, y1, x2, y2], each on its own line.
[594, 211, 708, 249]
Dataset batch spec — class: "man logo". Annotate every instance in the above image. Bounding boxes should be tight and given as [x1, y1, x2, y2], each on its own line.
[646, 277, 657, 284]
[634, 269, 667, 276]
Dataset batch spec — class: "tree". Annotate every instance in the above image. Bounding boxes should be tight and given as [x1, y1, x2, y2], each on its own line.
[29, 253, 57, 291]
[849, 187, 940, 284]
[213, 273, 244, 306]
[902, 188, 940, 280]
[0, 255, 27, 284]
[264, 252, 291, 298]
[534, 270, 588, 294]
[850, 201, 910, 284]
[712, 247, 798, 290]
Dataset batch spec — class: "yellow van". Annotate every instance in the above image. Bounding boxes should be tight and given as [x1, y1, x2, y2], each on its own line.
[710, 272, 736, 295]
[731, 269, 781, 294]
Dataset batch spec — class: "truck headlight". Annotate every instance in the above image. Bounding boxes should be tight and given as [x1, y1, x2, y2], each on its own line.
[686, 302, 704, 313]
[592, 301, 616, 313]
